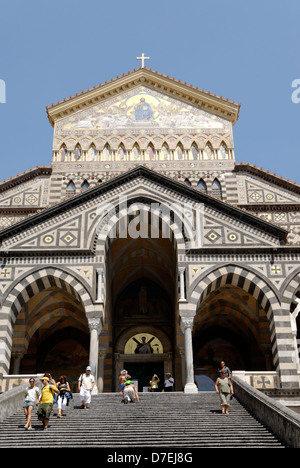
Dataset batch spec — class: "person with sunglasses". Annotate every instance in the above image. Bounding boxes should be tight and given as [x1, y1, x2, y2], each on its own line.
[23, 378, 40, 430]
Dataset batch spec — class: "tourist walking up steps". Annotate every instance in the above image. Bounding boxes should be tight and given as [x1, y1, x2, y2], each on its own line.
[119, 369, 131, 393]
[123, 377, 139, 404]
[78, 366, 95, 409]
[37, 377, 59, 430]
[23, 378, 39, 430]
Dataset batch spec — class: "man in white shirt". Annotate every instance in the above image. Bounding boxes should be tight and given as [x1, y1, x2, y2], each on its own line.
[164, 372, 174, 392]
[78, 366, 95, 409]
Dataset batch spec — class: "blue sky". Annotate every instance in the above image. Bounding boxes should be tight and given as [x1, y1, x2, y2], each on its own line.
[0, 1, 299, 183]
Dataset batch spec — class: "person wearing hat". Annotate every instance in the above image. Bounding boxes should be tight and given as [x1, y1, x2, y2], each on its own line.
[164, 372, 174, 392]
[119, 369, 131, 393]
[123, 377, 139, 404]
[78, 366, 95, 409]
[37, 377, 59, 430]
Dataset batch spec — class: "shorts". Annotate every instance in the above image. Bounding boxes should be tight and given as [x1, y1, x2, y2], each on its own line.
[23, 401, 35, 408]
[37, 403, 53, 420]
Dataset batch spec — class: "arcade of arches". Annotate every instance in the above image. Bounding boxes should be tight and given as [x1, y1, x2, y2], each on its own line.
[9, 241, 275, 393]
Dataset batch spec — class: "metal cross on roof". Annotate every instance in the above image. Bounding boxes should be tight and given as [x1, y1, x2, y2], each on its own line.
[136, 53, 150, 68]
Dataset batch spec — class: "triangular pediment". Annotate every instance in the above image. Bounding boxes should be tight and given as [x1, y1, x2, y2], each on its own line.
[47, 68, 240, 128]
[0, 166, 287, 254]
[54, 85, 232, 137]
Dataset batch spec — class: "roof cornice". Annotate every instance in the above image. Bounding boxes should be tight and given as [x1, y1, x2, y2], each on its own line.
[0, 166, 52, 193]
[46, 68, 241, 127]
[234, 163, 300, 194]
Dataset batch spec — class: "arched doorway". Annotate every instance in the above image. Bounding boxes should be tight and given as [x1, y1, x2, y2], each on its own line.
[193, 285, 274, 389]
[115, 328, 172, 392]
[105, 235, 178, 391]
[8, 272, 91, 391]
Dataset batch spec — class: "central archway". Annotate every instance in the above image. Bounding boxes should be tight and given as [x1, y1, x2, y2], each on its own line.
[107, 235, 177, 391]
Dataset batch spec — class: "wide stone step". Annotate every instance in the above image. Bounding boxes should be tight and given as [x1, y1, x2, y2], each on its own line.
[0, 392, 285, 448]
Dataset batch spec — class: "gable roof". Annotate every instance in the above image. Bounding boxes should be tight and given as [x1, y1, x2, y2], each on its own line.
[234, 162, 300, 195]
[0, 165, 52, 193]
[0, 165, 287, 246]
[46, 68, 241, 127]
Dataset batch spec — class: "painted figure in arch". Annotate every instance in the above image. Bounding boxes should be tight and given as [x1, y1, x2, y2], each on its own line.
[134, 336, 154, 354]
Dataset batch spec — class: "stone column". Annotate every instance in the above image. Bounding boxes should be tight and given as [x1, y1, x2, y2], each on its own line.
[272, 301, 299, 388]
[96, 268, 104, 303]
[88, 318, 102, 394]
[178, 267, 186, 302]
[179, 348, 186, 390]
[97, 349, 106, 393]
[12, 352, 24, 374]
[181, 317, 198, 393]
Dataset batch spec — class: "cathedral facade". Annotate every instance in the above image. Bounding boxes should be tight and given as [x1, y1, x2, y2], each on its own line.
[0, 68, 300, 393]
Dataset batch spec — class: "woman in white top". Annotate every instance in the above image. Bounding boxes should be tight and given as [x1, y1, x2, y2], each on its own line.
[23, 378, 40, 430]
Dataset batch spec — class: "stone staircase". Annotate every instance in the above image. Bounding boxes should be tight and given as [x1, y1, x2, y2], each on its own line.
[0, 392, 286, 448]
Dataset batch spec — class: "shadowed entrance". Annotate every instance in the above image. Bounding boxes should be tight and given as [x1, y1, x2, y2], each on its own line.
[124, 362, 164, 392]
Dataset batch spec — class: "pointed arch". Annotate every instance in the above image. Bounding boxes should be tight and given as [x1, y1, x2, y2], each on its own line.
[197, 179, 207, 193]
[203, 142, 213, 160]
[66, 180, 76, 198]
[81, 179, 89, 192]
[211, 178, 222, 199]
[160, 142, 170, 160]
[218, 141, 229, 159]
[175, 142, 184, 160]
[60, 144, 68, 162]
[74, 144, 82, 161]
[146, 142, 155, 161]
[131, 143, 141, 161]
[116, 144, 126, 161]
[88, 144, 97, 161]
[102, 144, 111, 161]
[190, 143, 199, 160]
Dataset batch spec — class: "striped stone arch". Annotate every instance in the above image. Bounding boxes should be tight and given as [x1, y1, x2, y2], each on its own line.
[90, 194, 194, 257]
[15, 302, 87, 353]
[189, 264, 299, 385]
[280, 269, 300, 308]
[190, 264, 279, 317]
[0, 267, 94, 377]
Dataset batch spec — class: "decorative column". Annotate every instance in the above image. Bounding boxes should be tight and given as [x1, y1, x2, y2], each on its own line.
[179, 348, 186, 390]
[97, 349, 106, 393]
[88, 318, 102, 394]
[96, 268, 104, 303]
[181, 316, 198, 393]
[178, 267, 186, 302]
